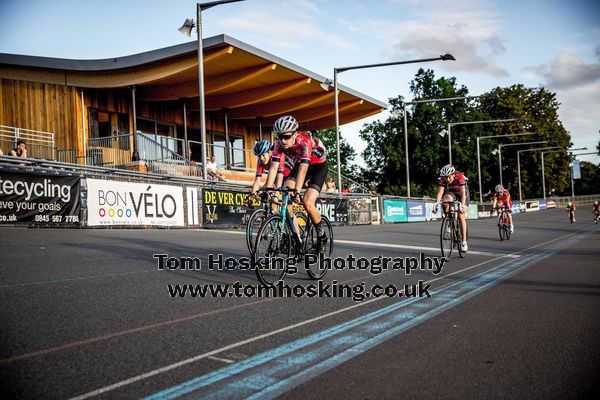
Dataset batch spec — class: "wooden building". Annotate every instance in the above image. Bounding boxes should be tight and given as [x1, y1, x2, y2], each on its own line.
[0, 34, 386, 176]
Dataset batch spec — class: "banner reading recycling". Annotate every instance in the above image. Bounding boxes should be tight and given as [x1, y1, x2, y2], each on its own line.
[0, 171, 80, 224]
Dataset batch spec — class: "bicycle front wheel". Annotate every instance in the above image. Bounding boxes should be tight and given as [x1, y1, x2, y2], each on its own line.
[440, 217, 453, 259]
[253, 215, 290, 286]
[246, 208, 267, 254]
[304, 216, 333, 279]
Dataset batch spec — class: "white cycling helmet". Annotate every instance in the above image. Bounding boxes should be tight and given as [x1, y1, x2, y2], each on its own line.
[495, 184, 504, 192]
[440, 164, 456, 177]
[272, 115, 299, 134]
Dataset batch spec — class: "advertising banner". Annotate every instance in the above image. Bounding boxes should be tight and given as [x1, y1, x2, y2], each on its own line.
[547, 200, 556, 208]
[0, 171, 80, 224]
[572, 160, 581, 180]
[186, 187, 200, 226]
[467, 204, 479, 220]
[202, 189, 258, 226]
[407, 201, 426, 222]
[525, 201, 540, 212]
[477, 203, 493, 218]
[539, 200, 547, 210]
[86, 179, 184, 226]
[383, 199, 407, 223]
[511, 202, 521, 214]
[425, 202, 440, 221]
[316, 197, 349, 225]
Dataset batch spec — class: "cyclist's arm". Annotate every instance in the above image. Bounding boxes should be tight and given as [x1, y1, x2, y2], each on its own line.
[492, 197, 498, 209]
[251, 176, 262, 194]
[275, 171, 284, 189]
[264, 160, 280, 188]
[459, 185, 467, 212]
[434, 185, 445, 204]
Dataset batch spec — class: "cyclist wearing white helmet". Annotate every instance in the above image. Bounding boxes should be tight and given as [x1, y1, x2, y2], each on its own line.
[264, 115, 329, 252]
[593, 201, 600, 223]
[492, 184, 514, 233]
[434, 164, 470, 251]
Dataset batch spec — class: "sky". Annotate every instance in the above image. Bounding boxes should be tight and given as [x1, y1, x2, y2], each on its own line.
[0, 0, 599, 165]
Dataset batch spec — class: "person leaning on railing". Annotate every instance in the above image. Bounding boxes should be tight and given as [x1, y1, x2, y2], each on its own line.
[9, 140, 27, 158]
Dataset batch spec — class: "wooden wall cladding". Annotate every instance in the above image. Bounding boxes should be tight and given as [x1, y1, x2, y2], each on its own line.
[0, 78, 83, 153]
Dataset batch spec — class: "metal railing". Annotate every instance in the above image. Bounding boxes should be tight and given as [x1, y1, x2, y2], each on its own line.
[0, 125, 55, 160]
[86, 134, 132, 167]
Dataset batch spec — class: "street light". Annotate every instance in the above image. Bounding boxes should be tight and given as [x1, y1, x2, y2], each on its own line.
[517, 146, 561, 202]
[332, 53, 455, 192]
[494, 140, 549, 186]
[439, 117, 523, 165]
[401, 94, 479, 197]
[475, 132, 538, 201]
[179, 0, 246, 179]
[541, 147, 587, 200]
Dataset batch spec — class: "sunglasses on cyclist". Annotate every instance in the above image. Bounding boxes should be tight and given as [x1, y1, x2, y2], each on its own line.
[277, 133, 294, 140]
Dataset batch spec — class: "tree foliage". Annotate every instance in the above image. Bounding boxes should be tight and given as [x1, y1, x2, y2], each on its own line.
[358, 69, 577, 199]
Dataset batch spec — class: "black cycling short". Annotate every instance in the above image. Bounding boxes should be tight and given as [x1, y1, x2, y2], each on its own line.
[285, 161, 328, 192]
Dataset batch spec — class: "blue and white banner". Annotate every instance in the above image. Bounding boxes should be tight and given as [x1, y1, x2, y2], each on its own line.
[572, 160, 581, 180]
[407, 201, 426, 222]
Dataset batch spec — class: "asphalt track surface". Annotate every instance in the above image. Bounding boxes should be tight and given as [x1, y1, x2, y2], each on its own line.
[1, 208, 599, 399]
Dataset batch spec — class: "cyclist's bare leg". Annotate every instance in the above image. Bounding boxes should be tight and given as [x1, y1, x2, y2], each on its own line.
[442, 193, 454, 216]
[284, 180, 301, 234]
[458, 212, 467, 242]
[302, 187, 321, 225]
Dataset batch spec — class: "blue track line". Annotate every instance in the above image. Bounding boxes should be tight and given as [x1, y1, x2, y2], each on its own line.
[144, 230, 590, 400]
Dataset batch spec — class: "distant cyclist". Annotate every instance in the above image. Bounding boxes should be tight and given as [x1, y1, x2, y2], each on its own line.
[263, 115, 329, 252]
[492, 184, 514, 233]
[592, 201, 599, 223]
[566, 201, 576, 222]
[434, 164, 469, 251]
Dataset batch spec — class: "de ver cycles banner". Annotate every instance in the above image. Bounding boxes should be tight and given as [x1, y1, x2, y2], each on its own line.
[0, 171, 80, 224]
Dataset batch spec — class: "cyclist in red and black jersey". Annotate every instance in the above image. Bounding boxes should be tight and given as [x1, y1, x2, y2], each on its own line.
[492, 184, 514, 233]
[593, 201, 599, 223]
[264, 115, 329, 252]
[434, 164, 469, 251]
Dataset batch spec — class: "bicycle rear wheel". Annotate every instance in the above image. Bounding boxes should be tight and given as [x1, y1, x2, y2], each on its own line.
[246, 208, 267, 254]
[253, 215, 290, 286]
[304, 216, 333, 279]
[440, 217, 453, 259]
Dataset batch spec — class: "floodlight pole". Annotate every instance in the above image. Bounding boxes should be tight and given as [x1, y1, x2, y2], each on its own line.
[401, 94, 478, 197]
[333, 54, 455, 192]
[475, 132, 537, 201]
[195, 0, 245, 179]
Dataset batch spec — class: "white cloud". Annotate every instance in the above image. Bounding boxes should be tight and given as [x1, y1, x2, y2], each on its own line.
[217, 1, 355, 50]
[528, 49, 600, 89]
[339, 1, 509, 77]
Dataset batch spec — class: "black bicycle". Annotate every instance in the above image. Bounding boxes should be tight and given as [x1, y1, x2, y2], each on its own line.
[496, 205, 511, 241]
[438, 200, 467, 259]
[253, 187, 333, 285]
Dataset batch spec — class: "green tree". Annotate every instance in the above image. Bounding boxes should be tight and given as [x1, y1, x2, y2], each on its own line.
[313, 128, 356, 177]
[478, 85, 571, 199]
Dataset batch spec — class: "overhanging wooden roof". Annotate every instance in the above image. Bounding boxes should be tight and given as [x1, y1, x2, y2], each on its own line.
[0, 34, 386, 130]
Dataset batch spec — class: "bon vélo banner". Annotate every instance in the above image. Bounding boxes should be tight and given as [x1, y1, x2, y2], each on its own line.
[86, 178, 184, 226]
[0, 170, 80, 224]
